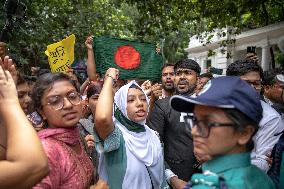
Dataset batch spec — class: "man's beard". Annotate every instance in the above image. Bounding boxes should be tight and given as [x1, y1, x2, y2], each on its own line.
[162, 81, 175, 93]
[175, 80, 196, 95]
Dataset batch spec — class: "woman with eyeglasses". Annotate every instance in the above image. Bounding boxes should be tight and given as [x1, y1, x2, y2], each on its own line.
[31, 73, 108, 189]
[170, 76, 275, 189]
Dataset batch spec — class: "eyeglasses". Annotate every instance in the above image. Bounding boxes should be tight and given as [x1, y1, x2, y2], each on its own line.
[184, 115, 238, 138]
[44, 91, 81, 110]
[244, 80, 262, 89]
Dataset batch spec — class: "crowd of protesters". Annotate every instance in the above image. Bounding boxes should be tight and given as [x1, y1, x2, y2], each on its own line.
[0, 35, 284, 189]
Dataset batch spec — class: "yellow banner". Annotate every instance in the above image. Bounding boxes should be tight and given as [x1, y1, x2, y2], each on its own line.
[45, 34, 75, 73]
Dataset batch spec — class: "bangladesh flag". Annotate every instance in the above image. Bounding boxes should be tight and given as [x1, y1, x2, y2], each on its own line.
[93, 36, 163, 81]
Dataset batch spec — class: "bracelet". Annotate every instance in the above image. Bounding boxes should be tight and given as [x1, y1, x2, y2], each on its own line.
[105, 74, 117, 85]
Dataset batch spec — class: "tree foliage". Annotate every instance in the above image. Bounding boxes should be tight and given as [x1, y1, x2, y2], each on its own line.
[1, 0, 135, 72]
[0, 0, 283, 72]
[118, 0, 284, 60]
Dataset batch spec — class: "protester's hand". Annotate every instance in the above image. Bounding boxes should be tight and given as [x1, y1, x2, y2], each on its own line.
[151, 83, 162, 99]
[90, 179, 109, 189]
[85, 36, 94, 50]
[195, 153, 212, 164]
[85, 134, 95, 148]
[266, 151, 273, 167]
[82, 99, 91, 117]
[66, 66, 79, 82]
[105, 68, 119, 82]
[33, 122, 44, 132]
[141, 80, 152, 96]
[156, 47, 161, 54]
[194, 147, 212, 163]
[246, 53, 259, 63]
[0, 65, 18, 105]
[31, 66, 40, 76]
[66, 67, 74, 75]
[66, 67, 77, 79]
[170, 176, 187, 189]
[0, 56, 18, 83]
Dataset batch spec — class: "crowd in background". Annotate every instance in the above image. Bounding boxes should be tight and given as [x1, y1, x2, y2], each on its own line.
[0, 35, 284, 189]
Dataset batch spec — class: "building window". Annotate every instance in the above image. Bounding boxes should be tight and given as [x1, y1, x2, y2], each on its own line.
[206, 59, 212, 68]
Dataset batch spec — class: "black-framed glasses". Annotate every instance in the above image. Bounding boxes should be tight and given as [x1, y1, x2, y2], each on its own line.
[44, 91, 81, 110]
[244, 80, 262, 89]
[184, 114, 238, 138]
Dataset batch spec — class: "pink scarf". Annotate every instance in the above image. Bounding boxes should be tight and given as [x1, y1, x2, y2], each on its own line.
[38, 126, 80, 146]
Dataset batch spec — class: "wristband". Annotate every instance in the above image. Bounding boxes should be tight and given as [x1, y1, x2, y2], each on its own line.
[105, 74, 117, 85]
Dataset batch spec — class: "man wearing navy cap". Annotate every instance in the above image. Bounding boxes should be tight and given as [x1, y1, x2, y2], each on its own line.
[226, 59, 284, 172]
[170, 76, 275, 189]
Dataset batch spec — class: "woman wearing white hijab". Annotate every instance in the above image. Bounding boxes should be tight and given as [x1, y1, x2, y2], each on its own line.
[95, 68, 168, 189]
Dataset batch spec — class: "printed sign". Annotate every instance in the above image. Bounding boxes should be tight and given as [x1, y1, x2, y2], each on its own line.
[45, 34, 75, 73]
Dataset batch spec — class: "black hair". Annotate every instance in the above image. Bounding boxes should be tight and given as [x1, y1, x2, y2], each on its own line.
[37, 69, 51, 77]
[129, 83, 143, 91]
[223, 108, 259, 151]
[23, 75, 37, 82]
[31, 72, 78, 112]
[174, 59, 201, 75]
[16, 73, 27, 86]
[86, 84, 102, 99]
[200, 72, 213, 79]
[226, 59, 264, 79]
[262, 70, 277, 86]
[162, 63, 174, 71]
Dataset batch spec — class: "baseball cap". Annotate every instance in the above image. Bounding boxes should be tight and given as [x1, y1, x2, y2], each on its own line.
[276, 74, 284, 85]
[170, 76, 263, 124]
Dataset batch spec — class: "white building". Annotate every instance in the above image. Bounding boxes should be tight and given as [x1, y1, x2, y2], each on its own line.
[186, 21, 284, 74]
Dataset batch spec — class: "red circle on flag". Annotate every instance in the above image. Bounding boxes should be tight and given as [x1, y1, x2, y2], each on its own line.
[114, 45, 141, 69]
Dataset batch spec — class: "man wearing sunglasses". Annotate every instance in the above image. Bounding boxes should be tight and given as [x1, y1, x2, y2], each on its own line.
[226, 59, 284, 172]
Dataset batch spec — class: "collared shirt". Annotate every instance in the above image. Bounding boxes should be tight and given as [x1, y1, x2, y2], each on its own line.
[186, 153, 275, 189]
[263, 96, 284, 121]
[251, 100, 284, 172]
[263, 95, 274, 106]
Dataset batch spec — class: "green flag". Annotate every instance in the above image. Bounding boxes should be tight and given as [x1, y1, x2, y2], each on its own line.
[93, 36, 163, 81]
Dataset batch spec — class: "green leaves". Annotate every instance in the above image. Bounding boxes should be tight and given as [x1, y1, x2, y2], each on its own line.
[1, 0, 283, 71]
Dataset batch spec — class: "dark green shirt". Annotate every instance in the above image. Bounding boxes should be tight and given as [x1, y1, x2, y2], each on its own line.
[189, 153, 275, 189]
[280, 151, 284, 189]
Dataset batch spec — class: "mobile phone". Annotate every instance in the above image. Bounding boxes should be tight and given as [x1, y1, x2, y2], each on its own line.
[27, 111, 43, 126]
[247, 46, 256, 54]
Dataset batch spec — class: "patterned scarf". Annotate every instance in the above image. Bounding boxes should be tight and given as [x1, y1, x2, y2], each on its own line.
[38, 126, 80, 146]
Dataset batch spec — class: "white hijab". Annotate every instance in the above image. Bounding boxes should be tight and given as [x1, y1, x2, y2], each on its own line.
[114, 80, 162, 165]
[114, 80, 164, 188]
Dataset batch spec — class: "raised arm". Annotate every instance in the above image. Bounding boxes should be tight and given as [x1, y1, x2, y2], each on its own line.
[85, 36, 98, 81]
[95, 68, 119, 139]
[0, 57, 49, 188]
[80, 78, 90, 95]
